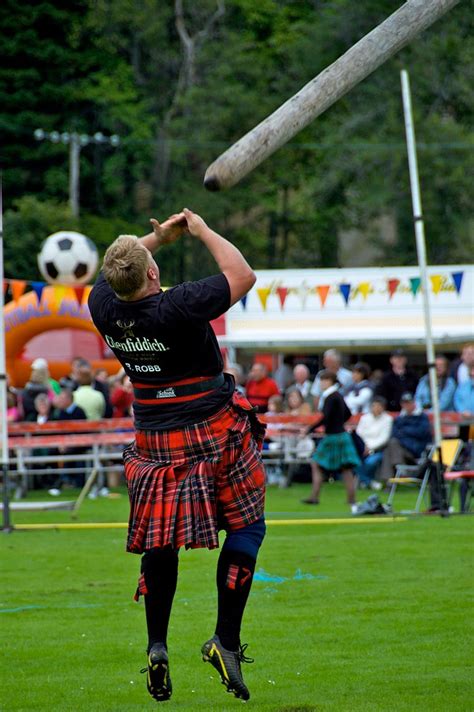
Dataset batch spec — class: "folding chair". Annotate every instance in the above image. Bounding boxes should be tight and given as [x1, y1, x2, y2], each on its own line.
[386, 438, 463, 514]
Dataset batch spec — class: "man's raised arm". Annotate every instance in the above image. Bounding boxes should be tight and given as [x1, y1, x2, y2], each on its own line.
[182, 208, 256, 306]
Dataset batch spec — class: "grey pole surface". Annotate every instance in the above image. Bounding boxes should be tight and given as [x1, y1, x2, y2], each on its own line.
[204, 0, 461, 191]
[0, 174, 12, 532]
[69, 133, 81, 219]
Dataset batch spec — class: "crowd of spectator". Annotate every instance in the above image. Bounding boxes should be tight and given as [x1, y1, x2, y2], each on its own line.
[6, 345, 473, 499]
[227, 343, 474, 497]
[6, 357, 133, 425]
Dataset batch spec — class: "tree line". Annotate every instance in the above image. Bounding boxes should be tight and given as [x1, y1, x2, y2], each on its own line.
[1, 0, 472, 284]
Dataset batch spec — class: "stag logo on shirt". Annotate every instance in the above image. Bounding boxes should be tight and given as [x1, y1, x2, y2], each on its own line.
[116, 319, 136, 338]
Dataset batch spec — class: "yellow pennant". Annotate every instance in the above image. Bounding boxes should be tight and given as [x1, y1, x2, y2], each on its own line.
[53, 285, 67, 310]
[358, 282, 371, 301]
[257, 287, 271, 310]
[430, 275, 443, 295]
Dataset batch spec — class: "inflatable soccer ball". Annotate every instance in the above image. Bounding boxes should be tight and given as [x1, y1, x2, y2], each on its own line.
[38, 231, 99, 285]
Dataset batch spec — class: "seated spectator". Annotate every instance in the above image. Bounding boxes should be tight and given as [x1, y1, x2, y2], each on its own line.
[73, 364, 106, 420]
[450, 343, 474, 384]
[266, 393, 284, 414]
[414, 355, 456, 412]
[291, 363, 313, 402]
[110, 373, 134, 417]
[355, 396, 392, 490]
[49, 388, 87, 493]
[345, 362, 373, 414]
[224, 363, 246, 395]
[454, 363, 474, 416]
[285, 388, 312, 416]
[310, 349, 352, 409]
[245, 362, 280, 413]
[376, 349, 419, 412]
[25, 393, 53, 424]
[7, 390, 20, 423]
[53, 387, 87, 421]
[379, 392, 431, 483]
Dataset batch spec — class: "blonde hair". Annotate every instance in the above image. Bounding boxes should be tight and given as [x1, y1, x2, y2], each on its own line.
[102, 235, 150, 299]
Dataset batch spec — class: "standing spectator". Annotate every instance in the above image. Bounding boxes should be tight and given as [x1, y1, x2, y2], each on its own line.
[59, 356, 84, 390]
[291, 363, 313, 402]
[450, 343, 474, 384]
[376, 349, 419, 412]
[245, 362, 280, 413]
[345, 362, 373, 415]
[355, 396, 392, 490]
[414, 355, 456, 412]
[310, 349, 352, 409]
[303, 370, 361, 510]
[454, 363, 474, 416]
[30, 358, 60, 395]
[73, 364, 106, 420]
[273, 355, 294, 393]
[60, 357, 112, 417]
[21, 365, 54, 420]
[110, 373, 134, 417]
[285, 389, 312, 416]
[379, 392, 431, 483]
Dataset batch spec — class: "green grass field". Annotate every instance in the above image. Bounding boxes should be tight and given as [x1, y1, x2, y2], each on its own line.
[2, 482, 473, 711]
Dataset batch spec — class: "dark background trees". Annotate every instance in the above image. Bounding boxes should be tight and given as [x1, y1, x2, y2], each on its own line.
[1, 0, 472, 283]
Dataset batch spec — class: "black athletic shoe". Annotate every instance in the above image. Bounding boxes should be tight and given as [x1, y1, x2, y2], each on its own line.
[201, 634, 253, 701]
[141, 643, 172, 702]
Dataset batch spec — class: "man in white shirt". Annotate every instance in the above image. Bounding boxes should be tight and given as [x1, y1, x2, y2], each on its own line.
[73, 364, 106, 420]
[355, 396, 393, 489]
[310, 349, 352, 409]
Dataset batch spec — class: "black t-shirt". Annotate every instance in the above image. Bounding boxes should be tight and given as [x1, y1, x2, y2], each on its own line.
[88, 272, 234, 429]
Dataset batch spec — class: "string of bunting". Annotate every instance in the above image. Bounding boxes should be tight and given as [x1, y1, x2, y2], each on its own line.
[241, 270, 465, 311]
[3, 278, 92, 307]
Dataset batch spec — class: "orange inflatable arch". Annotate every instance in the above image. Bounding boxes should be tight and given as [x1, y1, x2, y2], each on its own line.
[4, 286, 120, 387]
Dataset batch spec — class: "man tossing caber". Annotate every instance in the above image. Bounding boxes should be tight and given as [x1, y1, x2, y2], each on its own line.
[88, 209, 266, 703]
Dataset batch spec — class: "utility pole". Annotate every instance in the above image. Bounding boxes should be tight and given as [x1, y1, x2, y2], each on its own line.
[34, 129, 120, 218]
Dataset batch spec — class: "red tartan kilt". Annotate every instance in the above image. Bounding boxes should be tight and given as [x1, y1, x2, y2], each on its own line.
[123, 392, 266, 554]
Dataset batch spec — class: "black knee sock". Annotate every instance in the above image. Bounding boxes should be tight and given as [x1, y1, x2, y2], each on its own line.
[141, 547, 179, 651]
[215, 549, 256, 651]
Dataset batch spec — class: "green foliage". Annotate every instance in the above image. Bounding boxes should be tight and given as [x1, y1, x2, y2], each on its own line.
[1, 0, 472, 278]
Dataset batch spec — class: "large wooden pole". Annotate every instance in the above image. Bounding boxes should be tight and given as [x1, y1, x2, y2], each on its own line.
[204, 0, 461, 191]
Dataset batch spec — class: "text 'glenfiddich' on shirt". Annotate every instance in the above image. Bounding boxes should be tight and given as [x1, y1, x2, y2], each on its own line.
[88, 272, 234, 429]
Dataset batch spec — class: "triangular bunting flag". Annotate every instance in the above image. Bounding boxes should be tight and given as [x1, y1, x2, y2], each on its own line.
[73, 285, 86, 305]
[240, 295, 248, 310]
[409, 277, 421, 297]
[10, 279, 27, 302]
[451, 271, 464, 295]
[31, 281, 46, 305]
[430, 274, 442, 295]
[276, 286, 288, 310]
[339, 283, 351, 306]
[387, 278, 400, 299]
[358, 282, 371, 301]
[316, 285, 330, 307]
[53, 285, 67, 310]
[257, 287, 271, 311]
[3, 280, 8, 296]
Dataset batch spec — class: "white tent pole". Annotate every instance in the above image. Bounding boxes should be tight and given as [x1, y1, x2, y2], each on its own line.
[0, 174, 12, 531]
[400, 70, 442, 449]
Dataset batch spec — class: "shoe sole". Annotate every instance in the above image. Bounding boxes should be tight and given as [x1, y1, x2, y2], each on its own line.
[202, 642, 249, 701]
[147, 655, 172, 702]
